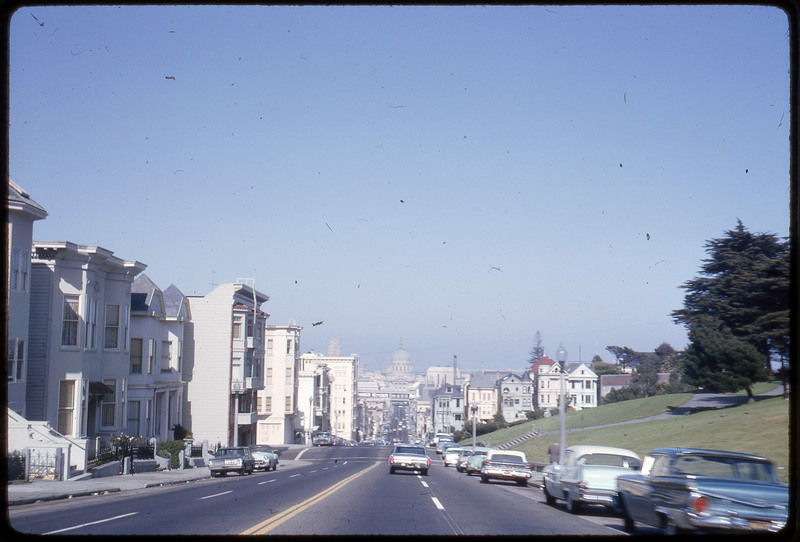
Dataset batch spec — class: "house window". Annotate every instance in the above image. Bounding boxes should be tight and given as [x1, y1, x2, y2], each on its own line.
[285, 367, 292, 384]
[257, 395, 262, 411]
[267, 339, 273, 355]
[101, 379, 116, 427]
[285, 396, 292, 411]
[130, 338, 143, 374]
[7, 338, 25, 382]
[265, 367, 272, 385]
[233, 317, 242, 339]
[176, 341, 182, 372]
[264, 396, 272, 411]
[9, 249, 29, 292]
[61, 296, 80, 346]
[104, 304, 120, 349]
[57, 379, 76, 435]
[148, 339, 155, 373]
[161, 341, 172, 372]
[127, 400, 140, 436]
[85, 299, 97, 349]
[286, 339, 292, 355]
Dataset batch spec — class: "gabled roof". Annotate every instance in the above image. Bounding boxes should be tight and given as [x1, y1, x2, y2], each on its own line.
[163, 284, 189, 318]
[8, 179, 47, 219]
[131, 274, 165, 314]
[467, 370, 498, 389]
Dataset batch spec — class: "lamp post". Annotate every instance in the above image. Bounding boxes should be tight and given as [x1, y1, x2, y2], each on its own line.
[557, 344, 567, 465]
[471, 404, 478, 448]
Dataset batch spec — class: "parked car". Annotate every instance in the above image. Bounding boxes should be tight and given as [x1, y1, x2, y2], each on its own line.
[480, 450, 533, 486]
[465, 449, 491, 475]
[617, 447, 789, 534]
[456, 446, 493, 472]
[389, 444, 431, 475]
[208, 447, 256, 477]
[248, 444, 278, 471]
[443, 447, 463, 467]
[542, 445, 641, 513]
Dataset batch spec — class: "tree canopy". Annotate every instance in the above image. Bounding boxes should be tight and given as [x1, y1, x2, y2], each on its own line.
[672, 221, 788, 398]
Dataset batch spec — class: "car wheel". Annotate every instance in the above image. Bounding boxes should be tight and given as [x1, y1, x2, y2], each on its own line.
[389, 467, 396, 474]
[516, 479, 527, 487]
[566, 493, 581, 514]
[660, 515, 682, 535]
[623, 513, 635, 533]
[543, 484, 556, 506]
[422, 469, 429, 476]
[480, 474, 489, 483]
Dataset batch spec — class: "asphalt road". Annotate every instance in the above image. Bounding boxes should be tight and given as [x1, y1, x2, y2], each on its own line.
[8, 445, 656, 536]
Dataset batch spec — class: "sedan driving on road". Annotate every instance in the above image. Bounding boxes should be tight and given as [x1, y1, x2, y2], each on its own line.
[389, 444, 431, 475]
[249, 444, 278, 471]
[208, 447, 256, 477]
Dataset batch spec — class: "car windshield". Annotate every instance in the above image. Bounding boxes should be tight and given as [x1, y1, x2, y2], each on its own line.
[675, 455, 778, 482]
[579, 453, 641, 469]
[395, 447, 425, 455]
[216, 448, 244, 457]
[250, 446, 273, 452]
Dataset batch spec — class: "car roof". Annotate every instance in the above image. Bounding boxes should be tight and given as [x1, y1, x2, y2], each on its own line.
[647, 447, 772, 462]
[565, 445, 640, 458]
[488, 450, 526, 458]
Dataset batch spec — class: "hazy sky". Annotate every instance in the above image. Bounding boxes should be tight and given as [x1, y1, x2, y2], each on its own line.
[9, 5, 791, 373]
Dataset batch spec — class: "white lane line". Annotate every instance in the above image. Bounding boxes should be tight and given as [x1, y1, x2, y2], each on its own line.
[43, 512, 139, 534]
[419, 480, 429, 488]
[309, 470, 317, 473]
[199, 490, 233, 500]
[258, 480, 276, 485]
[290, 474, 302, 478]
[431, 497, 445, 510]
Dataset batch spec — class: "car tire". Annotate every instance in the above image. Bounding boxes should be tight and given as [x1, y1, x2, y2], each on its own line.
[516, 479, 527, 487]
[422, 469, 429, 476]
[660, 515, 682, 535]
[480, 474, 489, 483]
[566, 493, 581, 514]
[543, 484, 556, 506]
[623, 513, 635, 533]
[389, 467, 396, 474]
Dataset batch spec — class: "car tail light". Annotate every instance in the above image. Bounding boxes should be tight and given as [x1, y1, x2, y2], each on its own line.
[576, 480, 586, 488]
[389, 456, 395, 463]
[691, 496, 711, 513]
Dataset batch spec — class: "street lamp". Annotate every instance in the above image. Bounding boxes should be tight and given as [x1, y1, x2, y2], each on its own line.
[471, 404, 478, 448]
[557, 343, 567, 465]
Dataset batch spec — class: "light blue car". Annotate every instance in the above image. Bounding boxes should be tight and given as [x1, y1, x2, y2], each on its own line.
[248, 445, 278, 471]
[542, 445, 641, 513]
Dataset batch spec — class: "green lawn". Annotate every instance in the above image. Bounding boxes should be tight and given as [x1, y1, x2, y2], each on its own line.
[464, 383, 790, 483]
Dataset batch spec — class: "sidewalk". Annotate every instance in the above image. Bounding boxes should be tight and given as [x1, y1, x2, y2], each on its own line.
[7, 453, 312, 507]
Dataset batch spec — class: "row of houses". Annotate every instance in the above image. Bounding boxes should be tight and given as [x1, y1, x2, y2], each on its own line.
[7, 180, 358, 476]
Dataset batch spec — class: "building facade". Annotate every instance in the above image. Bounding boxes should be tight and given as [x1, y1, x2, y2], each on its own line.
[431, 383, 464, 434]
[7, 180, 47, 417]
[464, 370, 499, 424]
[299, 346, 358, 441]
[128, 275, 188, 441]
[535, 361, 599, 412]
[27, 241, 146, 470]
[257, 322, 301, 444]
[498, 371, 534, 422]
[183, 281, 268, 447]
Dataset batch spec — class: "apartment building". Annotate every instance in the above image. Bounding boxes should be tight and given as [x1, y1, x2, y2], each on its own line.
[27, 241, 146, 470]
[257, 323, 301, 444]
[535, 360, 599, 412]
[128, 275, 189, 441]
[498, 371, 534, 422]
[464, 370, 498, 424]
[296, 354, 331, 444]
[299, 346, 358, 441]
[431, 383, 464, 434]
[183, 281, 268, 447]
[7, 180, 47, 417]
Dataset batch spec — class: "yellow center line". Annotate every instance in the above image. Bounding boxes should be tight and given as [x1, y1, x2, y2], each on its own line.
[241, 462, 379, 535]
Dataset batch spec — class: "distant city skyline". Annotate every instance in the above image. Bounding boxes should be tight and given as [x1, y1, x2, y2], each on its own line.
[10, 5, 790, 374]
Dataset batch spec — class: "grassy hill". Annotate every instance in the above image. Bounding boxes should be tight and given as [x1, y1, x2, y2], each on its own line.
[463, 383, 791, 483]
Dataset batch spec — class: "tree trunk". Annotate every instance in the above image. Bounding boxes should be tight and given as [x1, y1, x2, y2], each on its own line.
[746, 386, 755, 404]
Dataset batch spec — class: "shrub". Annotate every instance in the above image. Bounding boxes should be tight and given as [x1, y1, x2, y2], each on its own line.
[7, 451, 26, 481]
[156, 440, 187, 469]
[171, 424, 192, 440]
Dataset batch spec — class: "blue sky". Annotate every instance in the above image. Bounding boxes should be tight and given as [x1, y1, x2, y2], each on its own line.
[9, 5, 791, 373]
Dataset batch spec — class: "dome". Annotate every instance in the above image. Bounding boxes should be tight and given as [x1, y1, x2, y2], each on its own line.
[387, 342, 413, 375]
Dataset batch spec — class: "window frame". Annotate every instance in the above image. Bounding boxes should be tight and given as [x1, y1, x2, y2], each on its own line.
[104, 304, 120, 350]
[61, 295, 80, 347]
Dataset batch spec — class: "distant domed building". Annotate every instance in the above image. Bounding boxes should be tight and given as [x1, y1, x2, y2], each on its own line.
[387, 342, 413, 377]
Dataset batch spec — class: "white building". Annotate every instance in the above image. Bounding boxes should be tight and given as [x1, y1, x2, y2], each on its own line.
[27, 241, 146, 471]
[183, 281, 268, 447]
[535, 359, 599, 412]
[464, 370, 499, 424]
[7, 180, 47, 417]
[297, 356, 331, 444]
[299, 345, 358, 441]
[257, 322, 302, 444]
[498, 372, 534, 422]
[128, 275, 189, 441]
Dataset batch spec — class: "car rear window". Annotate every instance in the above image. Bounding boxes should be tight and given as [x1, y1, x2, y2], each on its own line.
[491, 454, 524, 463]
[395, 447, 425, 455]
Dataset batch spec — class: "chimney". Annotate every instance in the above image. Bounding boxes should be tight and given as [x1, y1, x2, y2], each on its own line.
[453, 355, 457, 384]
